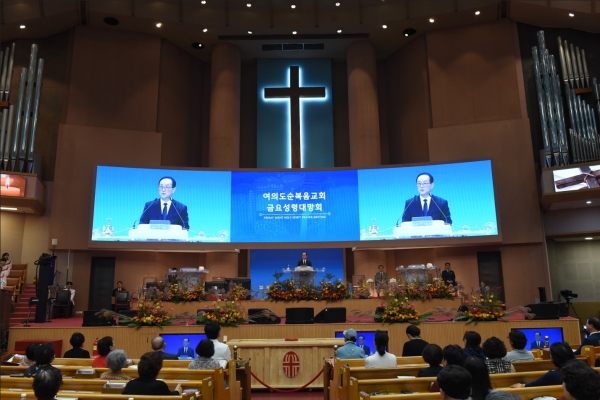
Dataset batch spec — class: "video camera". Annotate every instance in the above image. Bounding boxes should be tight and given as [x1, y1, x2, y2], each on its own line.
[559, 289, 578, 301]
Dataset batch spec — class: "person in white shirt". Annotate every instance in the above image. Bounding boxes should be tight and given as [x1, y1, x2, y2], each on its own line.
[365, 330, 396, 368]
[1, 253, 12, 289]
[504, 330, 534, 362]
[66, 281, 76, 315]
[205, 321, 231, 368]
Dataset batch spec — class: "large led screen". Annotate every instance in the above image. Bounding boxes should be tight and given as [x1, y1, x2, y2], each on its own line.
[91, 160, 498, 243]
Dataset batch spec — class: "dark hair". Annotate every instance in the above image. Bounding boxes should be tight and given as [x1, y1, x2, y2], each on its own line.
[561, 360, 600, 400]
[416, 172, 434, 183]
[445, 262, 451, 266]
[378, 264, 384, 269]
[204, 321, 221, 340]
[463, 357, 492, 400]
[406, 325, 421, 337]
[374, 330, 389, 356]
[587, 317, 600, 331]
[33, 367, 63, 399]
[482, 337, 508, 359]
[117, 280, 123, 285]
[550, 342, 575, 368]
[485, 391, 521, 400]
[69, 332, 85, 349]
[25, 343, 40, 362]
[1, 253, 8, 258]
[196, 338, 215, 358]
[463, 331, 482, 351]
[35, 342, 56, 365]
[438, 365, 472, 399]
[158, 176, 177, 188]
[66, 281, 73, 285]
[422, 344, 443, 367]
[138, 351, 163, 379]
[508, 330, 527, 350]
[151, 336, 165, 351]
[443, 344, 466, 366]
[97, 336, 114, 357]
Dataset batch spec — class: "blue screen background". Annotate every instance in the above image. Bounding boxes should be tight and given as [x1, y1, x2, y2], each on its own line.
[334, 331, 386, 357]
[511, 327, 565, 349]
[159, 333, 207, 359]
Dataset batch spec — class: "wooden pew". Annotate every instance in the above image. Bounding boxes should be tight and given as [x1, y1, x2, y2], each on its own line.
[357, 385, 566, 400]
[512, 356, 587, 372]
[339, 365, 428, 400]
[0, 376, 213, 400]
[1, 391, 197, 400]
[580, 345, 600, 366]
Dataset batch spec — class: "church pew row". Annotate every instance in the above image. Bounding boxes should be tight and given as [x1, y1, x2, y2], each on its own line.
[357, 385, 566, 400]
[581, 345, 600, 366]
[1, 391, 197, 400]
[1, 376, 213, 400]
[0, 366, 229, 400]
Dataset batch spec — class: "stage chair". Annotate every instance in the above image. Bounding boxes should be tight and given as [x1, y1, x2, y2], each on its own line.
[5, 278, 21, 296]
[114, 291, 130, 313]
[8, 270, 25, 291]
[52, 290, 72, 318]
[142, 275, 158, 286]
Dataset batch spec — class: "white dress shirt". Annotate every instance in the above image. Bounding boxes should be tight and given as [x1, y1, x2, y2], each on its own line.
[365, 352, 397, 368]
[211, 339, 231, 368]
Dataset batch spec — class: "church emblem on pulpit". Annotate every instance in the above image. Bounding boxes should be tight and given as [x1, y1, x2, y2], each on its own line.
[282, 351, 300, 378]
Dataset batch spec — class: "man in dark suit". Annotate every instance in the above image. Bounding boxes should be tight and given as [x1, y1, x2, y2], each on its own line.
[575, 317, 600, 355]
[176, 338, 194, 358]
[442, 262, 456, 287]
[357, 335, 371, 357]
[139, 176, 190, 230]
[112, 281, 126, 297]
[401, 173, 452, 225]
[150, 336, 178, 360]
[530, 332, 544, 350]
[296, 252, 312, 267]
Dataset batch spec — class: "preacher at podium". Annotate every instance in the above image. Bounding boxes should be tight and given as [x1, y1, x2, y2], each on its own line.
[401, 172, 452, 225]
[139, 176, 190, 230]
[296, 252, 312, 268]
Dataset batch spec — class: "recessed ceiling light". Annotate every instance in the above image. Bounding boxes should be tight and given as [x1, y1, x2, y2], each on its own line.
[292, 30, 297, 35]
[103, 17, 119, 26]
[586, 200, 592, 204]
[248, 31, 253, 34]
[291, 4, 296, 8]
[382, 24, 388, 29]
[191, 42, 204, 49]
[0, 207, 18, 211]
[201, 0, 206, 3]
[475, 11, 481, 15]
[335, 2, 340, 6]
[156, 22, 162, 28]
[247, 3, 251, 7]
[585, 237, 593, 240]
[19, 25, 26, 29]
[568, 13, 575, 17]
[203, 28, 208, 32]
[429, 18, 435, 23]
[403, 28, 416, 37]
[337, 29, 342, 33]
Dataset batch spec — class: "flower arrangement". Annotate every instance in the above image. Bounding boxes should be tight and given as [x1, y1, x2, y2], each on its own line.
[385, 279, 455, 301]
[165, 283, 205, 303]
[454, 283, 513, 324]
[320, 274, 350, 301]
[374, 296, 432, 324]
[196, 299, 247, 326]
[266, 272, 350, 301]
[117, 300, 177, 330]
[353, 281, 371, 299]
[227, 283, 250, 301]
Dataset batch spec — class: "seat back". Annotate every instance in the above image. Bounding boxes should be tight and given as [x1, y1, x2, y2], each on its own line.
[56, 290, 71, 303]
[115, 291, 129, 302]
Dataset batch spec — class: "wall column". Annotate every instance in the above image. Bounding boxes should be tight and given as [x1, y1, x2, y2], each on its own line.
[207, 43, 241, 276]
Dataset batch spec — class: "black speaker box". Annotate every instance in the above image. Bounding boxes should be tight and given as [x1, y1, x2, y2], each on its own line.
[117, 310, 138, 326]
[314, 307, 346, 323]
[373, 307, 385, 323]
[285, 307, 314, 324]
[35, 255, 56, 323]
[526, 303, 560, 320]
[82, 310, 115, 327]
[247, 308, 281, 324]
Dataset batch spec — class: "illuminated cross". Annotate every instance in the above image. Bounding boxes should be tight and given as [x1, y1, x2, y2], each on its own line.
[264, 66, 326, 168]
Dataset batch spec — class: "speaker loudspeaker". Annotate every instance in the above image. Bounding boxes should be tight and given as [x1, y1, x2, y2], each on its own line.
[314, 307, 346, 323]
[82, 310, 115, 327]
[525, 303, 560, 320]
[285, 308, 314, 324]
[373, 307, 385, 323]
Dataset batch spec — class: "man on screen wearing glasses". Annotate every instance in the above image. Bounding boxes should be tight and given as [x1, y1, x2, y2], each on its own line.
[401, 172, 452, 225]
[139, 176, 190, 230]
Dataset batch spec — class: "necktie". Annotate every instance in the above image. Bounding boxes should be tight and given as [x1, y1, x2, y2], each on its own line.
[184, 347, 187, 353]
[303, 260, 306, 265]
[162, 203, 167, 220]
[423, 199, 428, 216]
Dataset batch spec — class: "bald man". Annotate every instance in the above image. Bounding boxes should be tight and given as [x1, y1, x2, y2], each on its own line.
[150, 336, 178, 360]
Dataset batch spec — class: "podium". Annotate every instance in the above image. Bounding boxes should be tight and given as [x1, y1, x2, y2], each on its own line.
[292, 270, 317, 286]
[393, 220, 452, 238]
[128, 224, 188, 241]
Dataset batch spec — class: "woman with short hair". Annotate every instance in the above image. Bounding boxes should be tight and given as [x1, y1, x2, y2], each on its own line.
[402, 325, 429, 357]
[189, 339, 221, 370]
[100, 350, 132, 381]
[63, 332, 90, 358]
[122, 352, 181, 395]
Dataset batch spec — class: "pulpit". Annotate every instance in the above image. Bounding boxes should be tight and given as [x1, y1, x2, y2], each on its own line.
[292, 270, 317, 286]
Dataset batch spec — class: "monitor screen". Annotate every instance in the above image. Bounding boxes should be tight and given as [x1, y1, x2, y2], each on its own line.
[334, 331, 387, 357]
[158, 333, 207, 359]
[510, 327, 564, 350]
[205, 281, 227, 292]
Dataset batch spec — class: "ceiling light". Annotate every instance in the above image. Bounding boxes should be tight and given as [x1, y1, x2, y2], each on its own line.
[291, 4, 296, 8]
[203, 28, 208, 32]
[403, 28, 416, 37]
[475, 11, 481, 15]
[247, 3, 251, 7]
[292, 31, 297, 35]
[382, 24, 388, 29]
[586, 200, 592, 204]
[156, 22, 162, 28]
[1, 207, 18, 211]
[429, 18, 435, 23]
[568, 13, 575, 17]
[248, 31, 252, 34]
[335, 2, 340, 6]
[201, 0, 206, 3]
[19, 25, 26, 29]
[191, 42, 204, 49]
[585, 237, 593, 240]
[337, 29, 342, 33]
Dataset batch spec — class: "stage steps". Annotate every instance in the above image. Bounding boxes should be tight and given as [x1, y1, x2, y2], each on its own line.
[9, 285, 36, 326]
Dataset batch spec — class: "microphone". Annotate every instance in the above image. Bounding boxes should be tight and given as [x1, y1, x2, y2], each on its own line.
[170, 198, 188, 230]
[397, 196, 417, 226]
[133, 198, 158, 228]
[429, 195, 450, 225]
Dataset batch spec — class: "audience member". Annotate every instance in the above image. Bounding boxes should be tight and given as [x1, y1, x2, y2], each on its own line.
[24, 342, 57, 378]
[365, 330, 396, 368]
[430, 344, 467, 392]
[19, 343, 39, 367]
[418, 344, 443, 377]
[402, 325, 429, 357]
[150, 336, 178, 360]
[485, 392, 521, 400]
[100, 349, 132, 381]
[574, 317, 600, 355]
[483, 337, 515, 373]
[0, 252, 12, 289]
[189, 339, 221, 370]
[463, 356, 493, 400]
[463, 331, 485, 360]
[63, 332, 90, 358]
[33, 366, 63, 400]
[122, 352, 181, 395]
[438, 365, 472, 400]
[504, 330, 534, 362]
[561, 359, 600, 400]
[511, 341, 575, 388]
[92, 336, 114, 368]
[205, 321, 231, 367]
[335, 328, 365, 359]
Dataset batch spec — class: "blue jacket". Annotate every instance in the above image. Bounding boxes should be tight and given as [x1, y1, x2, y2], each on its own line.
[335, 341, 366, 359]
